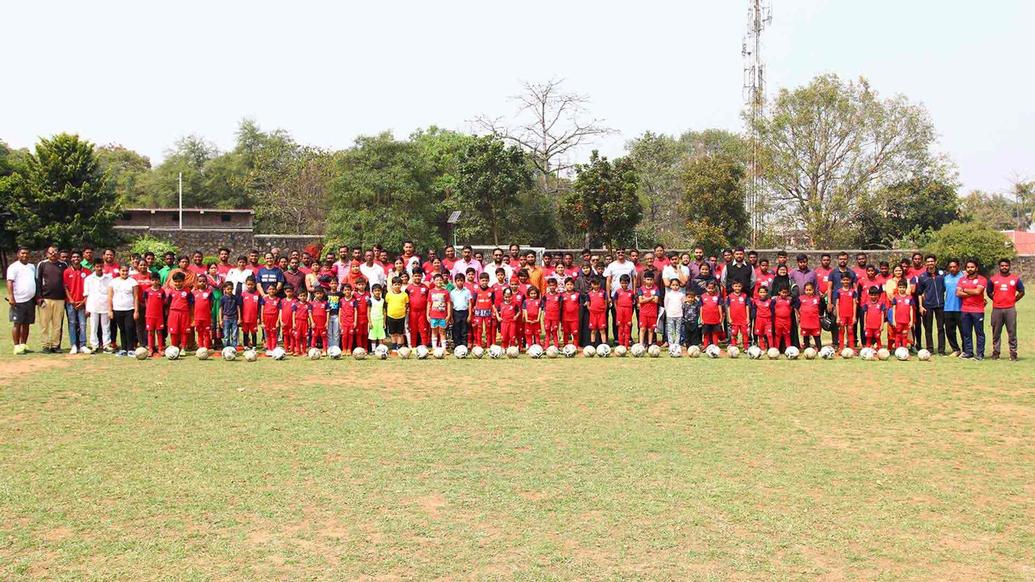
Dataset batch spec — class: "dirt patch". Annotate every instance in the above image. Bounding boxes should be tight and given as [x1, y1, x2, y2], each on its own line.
[0, 357, 73, 386]
[411, 493, 446, 517]
[42, 526, 72, 542]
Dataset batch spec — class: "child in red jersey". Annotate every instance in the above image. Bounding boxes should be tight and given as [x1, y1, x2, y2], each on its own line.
[754, 259, 775, 297]
[293, 289, 312, 354]
[542, 279, 563, 347]
[192, 276, 214, 349]
[353, 278, 370, 352]
[860, 287, 886, 349]
[491, 269, 509, 312]
[142, 272, 167, 356]
[167, 272, 194, 352]
[498, 288, 520, 349]
[310, 287, 330, 351]
[471, 273, 498, 348]
[523, 286, 543, 347]
[772, 286, 795, 352]
[751, 286, 774, 350]
[508, 278, 526, 348]
[585, 278, 609, 345]
[613, 274, 636, 348]
[637, 272, 660, 346]
[700, 280, 725, 347]
[889, 278, 914, 350]
[407, 271, 430, 347]
[339, 284, 359, 352]
[427, 274, 451, 349]
[834, 275, 858, 349]
[561, 278, 582, 347]
[239, 277, 261, 350]
[796, 282, 823, 350]
[261, 284, 282, 352]
[725, 280, 750, 349]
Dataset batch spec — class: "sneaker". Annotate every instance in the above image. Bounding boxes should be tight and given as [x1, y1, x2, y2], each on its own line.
[990, 353, 1000, 360]
[103, 347, 115, 354]
[959, 354, 973, 360]
[41, 346, 53, 354]
[69, 346, 78, 355]
[975, 356, 984, 361]
[114, 351, 125, 357]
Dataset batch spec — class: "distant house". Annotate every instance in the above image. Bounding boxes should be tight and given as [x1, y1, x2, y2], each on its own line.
[1002, 230, 1035, 255]
[116, 208, 254, 232]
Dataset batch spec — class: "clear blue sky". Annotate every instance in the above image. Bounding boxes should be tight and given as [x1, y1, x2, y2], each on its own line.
[3, 0, 1031, 195]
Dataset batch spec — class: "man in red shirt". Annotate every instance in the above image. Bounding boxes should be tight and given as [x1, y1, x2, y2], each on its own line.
[63, 250, 89, 353]
[956, 259, 988, 360]
[988, 258, 1025, 360]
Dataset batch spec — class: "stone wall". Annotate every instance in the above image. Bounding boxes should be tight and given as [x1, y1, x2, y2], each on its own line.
[116, 228, 323, 256]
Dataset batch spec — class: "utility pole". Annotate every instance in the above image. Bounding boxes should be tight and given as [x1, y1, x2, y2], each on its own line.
[743, 0, 772, 246]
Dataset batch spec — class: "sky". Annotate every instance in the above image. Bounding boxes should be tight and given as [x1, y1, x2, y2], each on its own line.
[3, 0, 1032, 195]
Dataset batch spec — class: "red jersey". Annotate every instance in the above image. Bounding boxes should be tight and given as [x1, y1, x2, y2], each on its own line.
[958, 275, 988, 313]
[773, 296, 794, 324]
[216, 263, 233, 277]
[168, 288, 193, 313]
[700, 292, 723, 325]
[263, 296, 282, 319]
[354, 291, 370, 319]
[132, 272, 151, 300]
[428, 288, 450, 319]
[852, 266, 868, 282]
[142, 288, 167, 319]
[890, 294, 914, 325]
[279, 298, 295, 322]
[63, 267, 88, 303]
[524, 297, 541, 320]
[814, 267, 833, 295]
[562, 292, 581, 320]
[752, 298, 773, 322]
[861, 301, 886, 329]
[586, 289, 608, 313]
[637, 286, 660, 319]
[293, 301, 311, 327]
[543, 292, 562, 320]
[754, 271, 775, 297]
[613, 288, 635, 310]
[491, 283, 509, 309]
[101, 262, 120, 276]
[240, 291, 261, 323]
[473, 288, 495, 318]
[989, 274, 1023, 309]
[188, 264, 208, 276]
[726, 292, 750, 326]
[835, 287, 857, 319]
[499, 301, 519, 322]
[310, 300, 329, 323]
[798, 294, 822, 330]
[339, 297, 357, 326]
[407, 283, 429, 312]
[192, 289, 214, 322]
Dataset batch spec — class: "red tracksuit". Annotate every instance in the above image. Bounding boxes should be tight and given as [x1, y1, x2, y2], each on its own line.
[638, 286, 660, 332]
[835, 288, 858, 349]
[143, 288, 167, 353]
[339, 297, 358, 352]
[293, 301, 311, 354]
[407, 283, 430, 346]
[773, 296, 794, 351]
[562, 292, 581, 346]
[543, 292, 562, 347]
[726, 292, 750, 348]
[586, 289, 607, 331]
[310, 299, 329, 350]
[613, 288, 635, 347]
[499, 300, 519, 349]
[192, 289, 214, 349]
[700, 292, 724, 347]
[890, 295, 914, 349]
[240, 291, 260, 335]
[798, 294, 822, 348]
[861, 300, 886, 348]
[471, 288, 496, 347]
[263, 296, 282, 351]
[354, 291, 370, 351]
[752, 298, 774, 349]
[511, 290, 526, 347]
[524, 297, 542, 346]
[167, 289, 194, 349]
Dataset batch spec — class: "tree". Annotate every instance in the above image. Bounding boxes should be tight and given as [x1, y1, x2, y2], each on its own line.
[253, 148, 336, 235]
[456, 136, 533, 245]
[680, 153, 748, 253]
[960, 190, 1020, 231]
[625, 132, 684, 244]
[6, 134, 121, 248]
[562, 151, 641, 248]
[475, 79, 614, 194]
[96, 145, 152, 204]
[924, 221, 1015, 274]
[752, 74, 938, 247]
[857, 175, 960, 249]
[0, 141, 27, 256]
[138, 135, 250, 209]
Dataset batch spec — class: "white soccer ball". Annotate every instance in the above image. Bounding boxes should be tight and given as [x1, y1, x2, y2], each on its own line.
[305, 347, 319, 360]
[647, 344, 662, 358]
[582, 345, 596, 358]
[134, 346, 150, 360]
[727, 346, 741, 359]
[545, 345, 559, 359]
[860, 347, 876, 361]
[80, 346, 92, 355]
[766, 347, 780, 360]
[917, 349, 931, 361]
[164, 346, 180, 360]
[840, 347, 855, 359]
[327, 346, 342, 359]
[454, 344, 469, 359]
[397, 346, 411, 359]
[614, 345, 627, 358]
[374, 345, 389, 360]
[489, 345, 504, 359]
[563, 344, 578, 358]
[506, 346, 520, 358]
[221, 346, 236, 361]
[630, 343, 646, 357]
[433, 346, 446, 359]
[785, 346, 800, 360]
[268, 347, 284, 361]
[352, 347, 367, 360]
[747, 346, 763, 359]
[686, 345, 701, 358]
[596, 343, 611, 357]
[415, 345, 429, 359]
[819, 346, 836, 360]
[669, 344, 683, 358]
[196, 347, 210, 360]
[895, 347, 910, 361]
[803, 347, 818, 360]
[471, 345, 485, 359]
[877, 348, 891, 361]
[527, 344, 544, 359]
[705, 344, 722, 359]
[245, 348, 260, 361]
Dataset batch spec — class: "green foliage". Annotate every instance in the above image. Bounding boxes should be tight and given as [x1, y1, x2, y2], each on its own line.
[680, 153, 748, 254]
[96, 144, 152, 204]
[923, 221, 1015, 274]
[132, 134, 249, 209]
[0, 141, 28, 251]
[960, 189, 1028, 231]
[129, 235, 178, 258]
[563, 151, 641, 248]
[857, 177, 960, 249]
[6, 134, 122, 249]
[456, 136, 534, 245]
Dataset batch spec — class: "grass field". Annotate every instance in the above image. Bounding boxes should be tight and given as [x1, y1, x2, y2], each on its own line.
[1, 304, 1033, 580]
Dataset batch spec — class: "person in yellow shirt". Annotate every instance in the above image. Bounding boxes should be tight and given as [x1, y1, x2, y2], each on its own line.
[384, 276, 410, 350]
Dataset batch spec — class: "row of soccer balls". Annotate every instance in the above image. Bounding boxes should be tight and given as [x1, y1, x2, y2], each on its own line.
[144, 344, 932, 361]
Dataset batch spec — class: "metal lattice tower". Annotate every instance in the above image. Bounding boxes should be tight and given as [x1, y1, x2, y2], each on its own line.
[743, 0, 772, 246]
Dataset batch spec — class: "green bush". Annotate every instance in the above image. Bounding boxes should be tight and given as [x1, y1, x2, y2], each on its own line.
[923, 221, 1015, 273]
[130, 235, 178, 258]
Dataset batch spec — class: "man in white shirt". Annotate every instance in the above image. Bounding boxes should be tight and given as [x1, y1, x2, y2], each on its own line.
[484, 248, 514, 282]
[603, 249, 637, 297]
[6, 247, 38, 354]
[83, 262, 113, 352]
[359, 250, 387, 290]
[224, 255, 253, 296]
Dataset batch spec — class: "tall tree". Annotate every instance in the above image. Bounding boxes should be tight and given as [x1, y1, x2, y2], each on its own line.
[0, 141, 27, 255]
[679, 153, 748, 253]
[562, 151, 641, 248]
[456, 136, 533, 245]
[752, 74, 938, 247]
[960, 190, 1023, 231]
[856, 174, 960, 248]
[625, 132, 684, 244]
[96, 145, 152, 205]
[6, 134, 121, 248]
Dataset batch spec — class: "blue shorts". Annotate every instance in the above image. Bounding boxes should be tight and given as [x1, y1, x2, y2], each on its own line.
[430, 318, 447, 329]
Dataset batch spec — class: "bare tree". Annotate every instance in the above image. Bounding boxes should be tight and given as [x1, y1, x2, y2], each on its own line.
[474, 79, 615, 194]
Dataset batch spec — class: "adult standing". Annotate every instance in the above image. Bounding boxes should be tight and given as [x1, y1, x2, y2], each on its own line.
[63, 250, 88, 354]
[158, 252, 176, 284]
[36, 246, 67, 353]
[449, 246, 482, 280]
[108, 264, 139, 356]
[507, 244, 523, 270]
[956, 259, 988, 360]
[6, 247, 37, 355]
[283, 257, 306, 294]
[485, 248, 514, 282]
[225, 256, 252, 296]
[257, 252, 285, 297]
[941, 259, 965, 356]
[360, 250, 387, 291]
[400, 240, 421, 276]
[688, 247, 707, 279]
[523, 250, 545, 293]
[988, 258, 1024, 361]
[721, 248, 755, 294]
[603, 248, 636, 340]
[916, 255, 947, 355]
[332, 246, 351, 287]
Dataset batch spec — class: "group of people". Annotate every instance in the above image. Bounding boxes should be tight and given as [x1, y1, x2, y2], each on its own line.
[5, 241, 1025, 361]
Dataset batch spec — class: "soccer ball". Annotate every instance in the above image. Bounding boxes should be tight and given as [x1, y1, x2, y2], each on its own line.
[895, 347, 910, 361]
[327, 346, 343, 359]
[236, 348, 251, 361]
[489, 345, 504, 359]
[596, 344, 611, 357]
[528, 344, 544, 359]
[767, 347, 781, 360]
[164, 346, 181, 360]
[454, 345, 469, 359]
[686, 345, 701, 358]
[669, 344, 683, 357]
[647, 344, 662, 358]
[784, 346, 800, 360]
[471, 345, 485, 359]
[860, 347, 876, 361]
[545, 345, 559, 359]
[433, 346, 446, 359]
[582, 345, 596, 358]
[630, 343, 646, 357]
[506, 346, 520, 358]
[705, 344, 722, 359]
[614, 345, 627, 358]
[79, 346, 92, 355]
[747, 346, 763, 359]
[819, 346, 836, 360]
[727, 346, 741, 359]
[352, 347, 367, 360]
[803, 347, 817, 360]
[415, 345, 429, 359]
[563, 344, 578, 358]
[134, 347, 150, 360]
[397, 346, 411, 359]
[840, 347, 855, 359]
[307, 348, 322, 360]
[196, 347, 210, 360]
[877, 348, 891, 361]
[917, 349, 932, 361]
[268, 348, 285, 361]
[374, 345, 389, 360]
